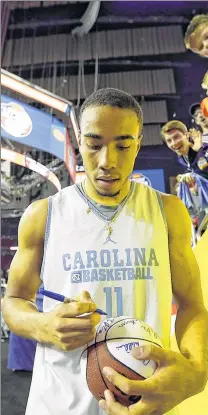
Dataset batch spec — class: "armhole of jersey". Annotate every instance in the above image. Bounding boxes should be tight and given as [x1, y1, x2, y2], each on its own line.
[40, 196, 52, 281]
[155, 191, 168, 234]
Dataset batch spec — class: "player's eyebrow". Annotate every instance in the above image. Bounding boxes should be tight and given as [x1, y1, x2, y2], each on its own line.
[84, 133, 135, 141]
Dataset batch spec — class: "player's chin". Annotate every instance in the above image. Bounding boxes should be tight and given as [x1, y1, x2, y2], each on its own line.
[95, 179, 121, 196]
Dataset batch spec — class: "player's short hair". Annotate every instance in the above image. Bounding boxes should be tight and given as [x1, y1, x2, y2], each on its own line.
[79, 88, 143, 135]
[184, 14, 208, 48]
[161, 120, 188, 141]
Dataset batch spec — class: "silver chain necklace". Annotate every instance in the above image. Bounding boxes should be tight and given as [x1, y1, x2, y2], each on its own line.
[76, 181, 134, 244]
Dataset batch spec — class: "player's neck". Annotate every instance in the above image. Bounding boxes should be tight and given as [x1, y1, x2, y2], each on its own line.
[84, 179, 132, 206]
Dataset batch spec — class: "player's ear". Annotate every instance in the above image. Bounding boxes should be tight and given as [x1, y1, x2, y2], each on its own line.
[136, 134, 143, 155]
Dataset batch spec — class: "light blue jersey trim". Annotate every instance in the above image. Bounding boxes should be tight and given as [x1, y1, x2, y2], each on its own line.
[40, 197, 52, 281]
[155, 191, 168, 234]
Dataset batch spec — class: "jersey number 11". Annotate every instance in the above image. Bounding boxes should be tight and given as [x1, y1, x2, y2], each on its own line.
[103, 287, 123, 318]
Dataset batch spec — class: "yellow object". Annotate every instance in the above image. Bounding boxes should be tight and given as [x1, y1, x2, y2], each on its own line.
[171, 229, 208, 415]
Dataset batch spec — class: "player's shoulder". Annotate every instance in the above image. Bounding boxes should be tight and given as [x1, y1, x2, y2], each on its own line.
[159, 191, 188, 215]
[51, 184, 78, 204]
[22, 198, 48, 220]
[159, 191, 181, 205]
[159, 192, 191, 237]
[18, 198, 49, 244]
[159, 191, 185, 207]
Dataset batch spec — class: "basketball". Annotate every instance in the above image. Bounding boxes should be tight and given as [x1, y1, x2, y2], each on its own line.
[86, 316, 163, 407]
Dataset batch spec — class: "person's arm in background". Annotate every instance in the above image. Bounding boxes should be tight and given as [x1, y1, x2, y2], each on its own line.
[163, 194, 208, 381]
[188, 129, 208, 170]
[188, 128, 203, 152]
[2, 199, 100, 351]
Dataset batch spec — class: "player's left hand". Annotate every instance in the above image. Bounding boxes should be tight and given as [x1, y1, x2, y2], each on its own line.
[99, 345, 206, 415]
[188, 128, 202, 152]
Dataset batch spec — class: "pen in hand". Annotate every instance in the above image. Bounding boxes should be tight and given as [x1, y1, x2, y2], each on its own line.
[39, 288, 107, 316]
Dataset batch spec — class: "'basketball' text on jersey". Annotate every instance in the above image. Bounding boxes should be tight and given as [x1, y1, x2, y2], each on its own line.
[62, 247, 159, 282]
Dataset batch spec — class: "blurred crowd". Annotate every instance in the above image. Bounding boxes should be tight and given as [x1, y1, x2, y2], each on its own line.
[161, 14, 208, 235]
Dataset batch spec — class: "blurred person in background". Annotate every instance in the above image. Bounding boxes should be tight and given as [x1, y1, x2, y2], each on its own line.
[184, 14, 208, 58]
[161, 120, 208, 226]
[189, 102, 208, 143]
[161, 120, 208, 180]
[201, 71, 208, 118]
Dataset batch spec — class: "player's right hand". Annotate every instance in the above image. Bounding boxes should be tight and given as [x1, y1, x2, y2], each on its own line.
[41, 291, 101, 351]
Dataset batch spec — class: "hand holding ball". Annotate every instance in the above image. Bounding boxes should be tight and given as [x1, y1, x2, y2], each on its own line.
[86, 316, 163, 407]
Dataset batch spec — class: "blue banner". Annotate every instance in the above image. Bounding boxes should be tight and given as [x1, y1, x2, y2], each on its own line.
[130, 169, 165, 192]
[1, 94, 66, 161]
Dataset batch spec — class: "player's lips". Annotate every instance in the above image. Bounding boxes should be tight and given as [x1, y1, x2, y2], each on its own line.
[96, 176, 119, 189]
[97, 176, 119, 181]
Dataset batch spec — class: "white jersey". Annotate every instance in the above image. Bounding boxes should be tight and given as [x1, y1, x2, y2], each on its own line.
[26, 182, 177, 415]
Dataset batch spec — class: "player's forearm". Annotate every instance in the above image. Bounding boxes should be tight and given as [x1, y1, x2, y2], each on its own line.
[2, 296, 48, 343]
[175, 305, 208, 387]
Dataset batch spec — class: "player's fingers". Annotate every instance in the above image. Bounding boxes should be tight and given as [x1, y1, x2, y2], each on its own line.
[104, 389, 116, 403]
[57, 324, 95, 334]
[99, 390, 128, 415]
[58, 300, 97, 317]
[56, 314, 101, 331]
[102, 367, 154, 396]
[78, 291, 93, 302]
[59, 331, 95, 343]
[131, 344, 172, 366]
[57, 326, 95, 337]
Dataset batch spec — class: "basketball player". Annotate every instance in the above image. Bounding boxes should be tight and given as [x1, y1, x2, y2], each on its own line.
[2, 89, 208, 415]
[184, 14, 208, 58]
[161, 120, 208, 180]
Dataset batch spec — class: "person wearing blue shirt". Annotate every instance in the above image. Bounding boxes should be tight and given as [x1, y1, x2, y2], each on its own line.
[189, 102, 208, 144]
[161, 120, 208, 180]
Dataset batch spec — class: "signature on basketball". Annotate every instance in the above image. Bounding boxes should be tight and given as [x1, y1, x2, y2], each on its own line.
[140, 324, 159, 340]
[116, 342, 140, 353]
[118, 319, 137, 328]
[97, 318, 115, 334]
[118, 320, 159, 341]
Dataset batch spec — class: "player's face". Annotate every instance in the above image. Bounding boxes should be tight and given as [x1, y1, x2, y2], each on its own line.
[189, 24, 208, 58]
[79, 106, 141, 200]
[164, 129, 189, 155]
[194, 109, 208, 131]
